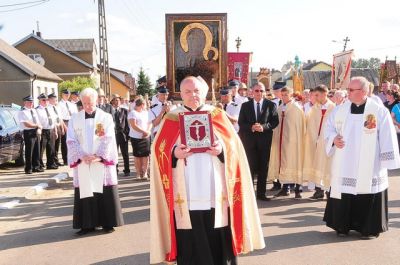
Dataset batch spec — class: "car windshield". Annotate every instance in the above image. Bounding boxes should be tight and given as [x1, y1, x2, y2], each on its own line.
[0, 110, 17, 129]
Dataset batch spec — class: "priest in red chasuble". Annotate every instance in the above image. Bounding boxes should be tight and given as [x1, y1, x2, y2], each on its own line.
[150, 76, 265, 264]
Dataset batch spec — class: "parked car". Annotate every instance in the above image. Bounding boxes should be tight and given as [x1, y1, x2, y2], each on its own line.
[0, 105, 24, 165]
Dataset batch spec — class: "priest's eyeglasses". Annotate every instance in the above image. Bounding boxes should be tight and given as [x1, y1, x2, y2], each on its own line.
[347, 88, 362, 92]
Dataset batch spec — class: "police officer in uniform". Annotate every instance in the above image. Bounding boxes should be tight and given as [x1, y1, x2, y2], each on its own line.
[70, 91, 80, 104]
[18, 96, 43, 174]
[36, 93, 58, 169]
[220, 88, 241, 132]
[271, 81, 285, 106]
[228, 79, 248, 107]
[58, 89, 78, 165]
[48, 93, 65, 166]
[148, 87, 175, 137]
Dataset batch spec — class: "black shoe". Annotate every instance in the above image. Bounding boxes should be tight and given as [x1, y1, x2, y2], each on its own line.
[103, 227, 115, 233]
[274, 189, 290, 197]
[56, 162, 64, 166]
[294, 192, 302, 200]
[75, 228, 95, 236]
[309, 190, 324, 201]
[269, 186, 281, 192]
[32, 168, 44, 172]
[47, 165, 58, 170]
[360, 233, 379, 240]
[25, 170, 32, 174]
[124, 171, 130, 176]
[256, 195, 271, 201]
[336, 230, 349, 237]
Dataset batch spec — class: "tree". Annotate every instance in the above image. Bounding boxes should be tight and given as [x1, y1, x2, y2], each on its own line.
[351, 58, 381, 70]
[58, 76, 96, 93]
[136, 67, 155, 96]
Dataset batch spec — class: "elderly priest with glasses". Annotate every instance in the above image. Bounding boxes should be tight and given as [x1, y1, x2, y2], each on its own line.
[67, 87, 124, 236]
[324, 76, 400, 239]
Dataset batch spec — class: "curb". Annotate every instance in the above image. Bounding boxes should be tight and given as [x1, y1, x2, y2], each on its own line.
[1, 172, 71, 211]
[23, 172, 71, 198]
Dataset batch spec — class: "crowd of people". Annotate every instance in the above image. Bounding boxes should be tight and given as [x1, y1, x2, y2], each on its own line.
[17, 75, 400, 264]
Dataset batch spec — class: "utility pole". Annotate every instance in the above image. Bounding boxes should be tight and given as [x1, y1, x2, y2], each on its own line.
[343, 36, 350, 52]
[98, 0, 111, 97]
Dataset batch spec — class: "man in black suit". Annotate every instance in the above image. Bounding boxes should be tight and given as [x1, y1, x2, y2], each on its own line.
[238, 82, 279, 201]
[110, 94, 131, 176]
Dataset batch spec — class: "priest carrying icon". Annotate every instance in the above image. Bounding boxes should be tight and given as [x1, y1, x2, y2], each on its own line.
[324, 77, 400, 239]
[67, 87, 124, 236]
[150, 76, 265, 264]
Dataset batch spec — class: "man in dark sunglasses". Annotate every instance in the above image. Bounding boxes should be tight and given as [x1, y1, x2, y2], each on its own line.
[239, 82, 279, 201]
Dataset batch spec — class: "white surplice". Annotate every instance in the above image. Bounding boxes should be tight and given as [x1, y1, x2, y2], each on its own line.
[67, 108, 118, 198]
[324, 99, 400, 198]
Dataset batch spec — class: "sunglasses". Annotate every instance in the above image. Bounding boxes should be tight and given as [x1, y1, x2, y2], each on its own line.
[254, 89, 265, 93]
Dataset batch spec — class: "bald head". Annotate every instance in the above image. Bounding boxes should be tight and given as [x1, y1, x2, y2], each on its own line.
[180, 76, 208, 109]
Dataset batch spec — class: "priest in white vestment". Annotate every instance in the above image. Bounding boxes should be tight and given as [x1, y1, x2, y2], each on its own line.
[67, 87, 124, 236]
[324, 77, 400, 239]
[268, 86, 306, 199]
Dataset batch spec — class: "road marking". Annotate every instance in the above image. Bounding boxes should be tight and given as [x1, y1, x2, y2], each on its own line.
[51, 173, 69, 183]
[0, 199, 20, 210]
[31, 183, 49, 194]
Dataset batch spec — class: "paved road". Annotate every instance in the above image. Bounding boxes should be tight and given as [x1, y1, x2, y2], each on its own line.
[0, 164, 399, 265]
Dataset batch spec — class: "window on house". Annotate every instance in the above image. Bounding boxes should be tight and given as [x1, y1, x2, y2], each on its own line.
[27, 54, 41, 60]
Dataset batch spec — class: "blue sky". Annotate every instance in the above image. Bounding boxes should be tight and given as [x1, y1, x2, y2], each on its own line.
[1, 0, 400, 83]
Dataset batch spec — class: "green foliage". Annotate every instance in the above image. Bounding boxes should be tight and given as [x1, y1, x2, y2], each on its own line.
[351, 58, 381, 70]
[136, 67, 155, 96]
[58, 77, 96, 93]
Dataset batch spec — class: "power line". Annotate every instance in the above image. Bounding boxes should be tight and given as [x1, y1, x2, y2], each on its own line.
[0, 0, 47, 8]
[0, 0, 49, 13]
[120, 0, 150, 31]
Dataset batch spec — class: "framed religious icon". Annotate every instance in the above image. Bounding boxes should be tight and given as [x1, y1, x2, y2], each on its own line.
[166, 13, 228, 98]
[179, 111, 215, 153]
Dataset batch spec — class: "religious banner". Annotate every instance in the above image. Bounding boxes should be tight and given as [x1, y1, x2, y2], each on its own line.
[379, 59, 399, 88]
[166, 13, 228, 98]
[331, 50, 354, 89]
[228, 52, 252, 84]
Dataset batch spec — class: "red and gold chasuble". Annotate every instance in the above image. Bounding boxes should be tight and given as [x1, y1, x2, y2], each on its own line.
[153, 108, 245, 261]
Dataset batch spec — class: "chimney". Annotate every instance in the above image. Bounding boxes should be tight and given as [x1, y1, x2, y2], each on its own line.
[36, 21, 42, 38]
[307, 60, 311, 64]
[313, 60, 316, 63]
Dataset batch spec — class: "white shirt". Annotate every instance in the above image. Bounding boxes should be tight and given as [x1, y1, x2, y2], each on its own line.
[233, 94, 247, 108]
[271, 98, 281, 106]
[36, 105, 57, 129]
[58, 99, 78, 120]
[148, 102, 176, 135]
[128, 110, 150, 138]
[253, 99, 264, 121]
[304, 102, 313, 115]
[224, 101, 241, 132]
[18, 108, 40, 130]
[49, 104, 62, 125]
